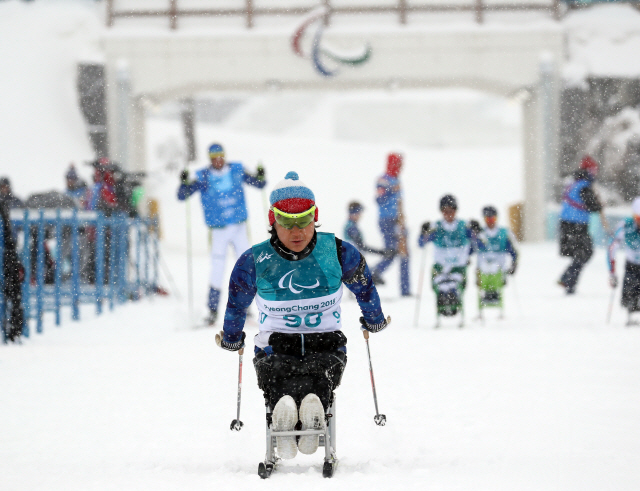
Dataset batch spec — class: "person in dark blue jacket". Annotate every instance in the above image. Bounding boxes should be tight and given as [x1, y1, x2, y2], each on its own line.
[371, 153, 410, 295]
[558, 155, 604, 294]
[343, 201, 387, 256]
[178, 143, 266, 324]
[215, 171, 389, 460]
[64, 164, 88, 209]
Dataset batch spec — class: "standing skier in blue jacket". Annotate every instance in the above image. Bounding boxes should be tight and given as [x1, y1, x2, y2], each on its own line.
[215, 171, 390, 461]
[178, 143, 266, 324]
[371, 153, 410, 296]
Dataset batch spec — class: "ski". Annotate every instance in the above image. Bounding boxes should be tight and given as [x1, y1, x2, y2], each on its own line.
[257, 459, 337, 479]
[258, 461, 275, 479]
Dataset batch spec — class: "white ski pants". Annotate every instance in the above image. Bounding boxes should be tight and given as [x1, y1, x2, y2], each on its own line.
[209, 222, 250, 290]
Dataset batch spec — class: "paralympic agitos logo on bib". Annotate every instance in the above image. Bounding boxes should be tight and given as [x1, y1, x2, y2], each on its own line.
[291, 6, 372, 78]
[279, 270, 319, 294]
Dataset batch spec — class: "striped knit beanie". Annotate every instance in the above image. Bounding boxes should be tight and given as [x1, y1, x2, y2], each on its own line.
[269, 171, 318, 226]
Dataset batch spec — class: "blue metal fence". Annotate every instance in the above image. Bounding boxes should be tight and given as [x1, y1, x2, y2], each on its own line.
[1, 209, 159, 342]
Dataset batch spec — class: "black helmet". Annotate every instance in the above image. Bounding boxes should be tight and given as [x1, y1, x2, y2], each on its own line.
[482, 205, 498, 217]
[439, 194, 457, 211]
[348, 201, 363, 214]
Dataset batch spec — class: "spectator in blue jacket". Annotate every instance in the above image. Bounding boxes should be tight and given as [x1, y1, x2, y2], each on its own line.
[343, 201, 387, 256]
[178, 143, 266, 324]
[371, 153, 410, 296]
[558, 155, 605, 294]
[64, 164, 88, 209]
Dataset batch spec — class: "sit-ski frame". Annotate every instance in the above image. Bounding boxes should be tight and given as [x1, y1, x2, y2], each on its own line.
[259, 398, 338, 478]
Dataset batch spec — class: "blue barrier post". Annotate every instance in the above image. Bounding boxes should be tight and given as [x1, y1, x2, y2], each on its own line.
[71, 209, 80, 321]
[135, 221, 141, 299]
[95, 212, 104, 315]
[54, 209, 62, 326]
[0, 216, 5, 344]
[22, 210, 31, 337]
[108, 217, 116, 311]
[153, 223, 159, 292]
[36, 210, 45, 333]
[118, 214, 128, 304]
[144, 221, 150, 294]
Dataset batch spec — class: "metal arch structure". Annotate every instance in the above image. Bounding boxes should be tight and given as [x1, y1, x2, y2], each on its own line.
[102, 26, 563, 241]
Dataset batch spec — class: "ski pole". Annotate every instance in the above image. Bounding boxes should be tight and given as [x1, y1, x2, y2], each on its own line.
[261, 183, 270, 230]
[158, 249, 182, 301]
[184, 178, 194, 328]
[511, 275, 524, 318]
[362, 329, 386, 426]
[413, 246, 428, 327]
[606, 285, 616, 325]
[230, 347, 245, 431]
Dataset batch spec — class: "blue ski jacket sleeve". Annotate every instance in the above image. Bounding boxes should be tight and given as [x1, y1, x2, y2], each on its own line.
[222, 238, 385, 344]
[417, 229, 437, 248]
[607, 220, 626, 274]
[505, 234, 518, 264]
[177, 168, 266, 201]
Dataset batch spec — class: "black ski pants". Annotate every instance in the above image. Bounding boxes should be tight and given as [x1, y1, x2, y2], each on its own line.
[3, 273, 24, 342]
[253, 331, 348, 410]
[2, 207, 25, 342]
[559, 220, 593, 289]
[622, 262, 640, 312]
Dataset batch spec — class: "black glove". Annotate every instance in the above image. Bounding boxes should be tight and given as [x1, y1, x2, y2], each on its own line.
[180, 170, 189, 184]
[256, 165, 265, 182]
[360, 315, 391, 333]
[366, 247, 385, 256]
[507, 260, 517, 275]
[469, 219, 482, 235]
[215, 331, 246, 351]
[382, 248, 396, 260]
[421, 222, 431, 235]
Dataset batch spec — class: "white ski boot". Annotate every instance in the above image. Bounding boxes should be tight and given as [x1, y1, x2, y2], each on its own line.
[298, 393, 326, 455]
[271, 395, 298, 460]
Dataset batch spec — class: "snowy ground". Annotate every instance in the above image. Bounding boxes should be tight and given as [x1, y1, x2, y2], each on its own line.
[2, 242, 640, 490]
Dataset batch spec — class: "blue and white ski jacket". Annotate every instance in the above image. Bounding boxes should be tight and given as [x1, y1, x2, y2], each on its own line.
[477, 226, 518, 274]
[418, 219, 478, 270]
[222, 232, 384, 351]
[376, 173, 402, 220]
[177, 162, 266, 228]
[607, 218, 640, 273]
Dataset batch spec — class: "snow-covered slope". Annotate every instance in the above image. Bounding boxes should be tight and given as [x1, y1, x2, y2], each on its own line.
[2, 243, 640, 490]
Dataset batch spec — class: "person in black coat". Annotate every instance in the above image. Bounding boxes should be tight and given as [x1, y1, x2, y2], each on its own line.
[0, 177, 24, 210]
[558, 156, 606, 294]
[0, 199, 25, 342]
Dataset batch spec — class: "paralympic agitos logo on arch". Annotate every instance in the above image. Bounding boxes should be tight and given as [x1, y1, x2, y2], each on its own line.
[291, 7, 372, 78]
